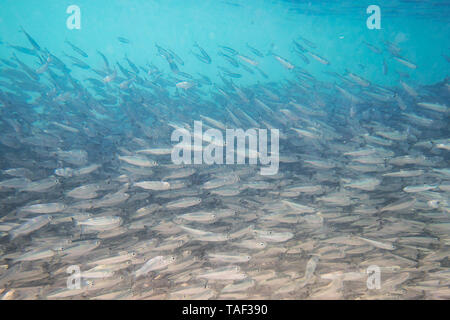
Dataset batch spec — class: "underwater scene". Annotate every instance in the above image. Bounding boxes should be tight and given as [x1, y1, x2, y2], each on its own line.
[0, 0, 449, 300]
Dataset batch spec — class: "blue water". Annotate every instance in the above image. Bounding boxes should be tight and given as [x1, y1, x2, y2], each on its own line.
[0, 0, 449, 87]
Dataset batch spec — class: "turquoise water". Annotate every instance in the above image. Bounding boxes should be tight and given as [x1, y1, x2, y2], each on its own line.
[0, 1, 449, 300]
[1, 0, 449, 86]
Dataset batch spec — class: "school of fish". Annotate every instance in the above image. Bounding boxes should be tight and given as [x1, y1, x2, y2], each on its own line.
[0, 25, 449, 300]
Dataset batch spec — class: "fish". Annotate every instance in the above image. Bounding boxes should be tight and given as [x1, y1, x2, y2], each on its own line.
[134, 181, 171, 190]
[19, 26, 41, 51]
[192, 42, 212, 64]
[417, 102, 448, 113]
[380, 198, 416, 212]
[165, 197, 202, 209]
[218, 51, 240, 67]
[97, 50, 110, 69]
[76, 216, 122, 227]
[218, 66, 242, 78]
[233, 240, 267, 250]
[124, 55, 139, 74]
[383, 59, 388, 75]
[254, 230, 294, 242]
[355, 236, 396, 250]
[19, 177, 60, 193]
[307, 51, 330, 65]
[176, 81, 196, 90]
[298, 255, 319, 288]
[246, 43, 264, 57]
[382, 170, 424, 178]
[362, 41, 382, 54]
[6, 43, 39, 57]
[282, 200, 316, 213]
[178, 211, 217, 223]
[63, 52, 90, 69]
[345, 70, 370, 87]
[218, 45, 238, 55]
[65, 40, 88, 57]
[135, 255, 176, 277]
[222, 278, 255, 293]
[9, 215, 53, 240]
[196, 266, 247, 280]
[237, 54, 259, 66]
[62, 240, 101, 257]
[118, 155, 157, 167]
[297, 35, 317, 48]
[292, 40, 307, 52]
[343, 178, 381, 191]
[293, 48, 310, 64]
[393, 56, 417, 69]
[167, 48, 184, 65]
[270, 52, 295, 69]
[136, 148, 172, 156]
[13, 248, 56, 262]
[20, 202, 66, 214]
[208, 253, 251, 264]
[0, 177, 32, 189]
[117, 36, 131, 44]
